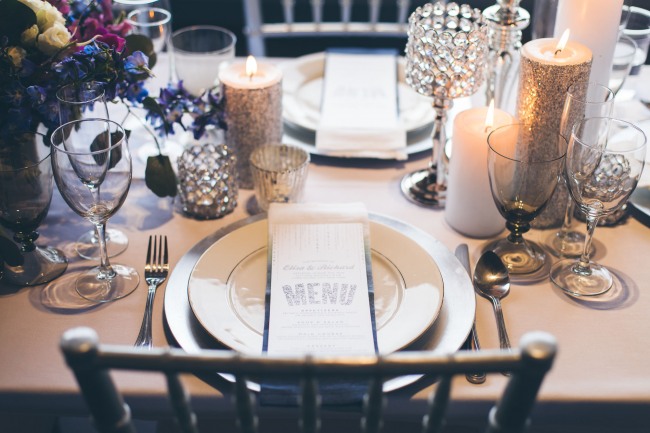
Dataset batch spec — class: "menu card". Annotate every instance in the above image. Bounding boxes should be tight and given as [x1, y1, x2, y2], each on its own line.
[315, 50, 407, 159]
[263, 202, 378, 356]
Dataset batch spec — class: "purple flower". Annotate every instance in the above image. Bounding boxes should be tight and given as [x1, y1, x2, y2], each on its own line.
[124, 51, 149, 74]
[54, 57, 88, 81]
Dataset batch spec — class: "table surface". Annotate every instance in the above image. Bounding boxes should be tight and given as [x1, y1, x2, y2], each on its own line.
[1, 60, 650, 432]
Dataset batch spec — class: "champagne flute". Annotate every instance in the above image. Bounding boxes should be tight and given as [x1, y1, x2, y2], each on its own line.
[51, 119, 139, 302]
[550, 117, 646, 297]
[56, 82, 130, 260]
[545, 82, 614, 258]
[484, 124, 567, 275]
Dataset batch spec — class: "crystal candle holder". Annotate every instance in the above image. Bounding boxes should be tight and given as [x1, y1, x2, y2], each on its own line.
[177, 143, 238, 219]
[403, 1, 488, 208]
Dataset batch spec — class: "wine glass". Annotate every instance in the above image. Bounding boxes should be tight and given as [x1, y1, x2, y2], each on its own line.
[545, 82, 614, 258]
[126, 7, 173, 83]
[550, 117, 647, 297]
[609, 34, 637, 95]
[0, 132, 68, 285]
[57, 82, 130, 260]
[483, 124, 567, 275]
[51, 119, 139, 302]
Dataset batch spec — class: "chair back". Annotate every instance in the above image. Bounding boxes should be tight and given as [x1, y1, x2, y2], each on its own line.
[60, 327, 556, 433]
[243, 0, 412, 56]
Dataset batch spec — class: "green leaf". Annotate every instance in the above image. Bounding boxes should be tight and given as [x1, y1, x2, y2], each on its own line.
[0, 236, 23, 267]
[89, 130, 124, 170]
[124, 34, 157, 70]
[0, 0, 37, 45]
[142, 96, 171, 134]
[145, 155, 177, 198]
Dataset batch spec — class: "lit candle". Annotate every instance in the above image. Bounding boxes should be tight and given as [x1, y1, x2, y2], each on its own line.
[554, 0, 623, 87]
[515, 31, 592, 228]
[219, 56, 283, 189]
[445, 101, 513, 238]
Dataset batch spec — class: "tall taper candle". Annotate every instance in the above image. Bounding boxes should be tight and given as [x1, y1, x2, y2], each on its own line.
[516, 33, 592, 228]
[554, 0, 623, 87]
[219, 56, 283, 189]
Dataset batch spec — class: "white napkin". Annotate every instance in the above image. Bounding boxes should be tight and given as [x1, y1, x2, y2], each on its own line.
[315, 51, 408, 160]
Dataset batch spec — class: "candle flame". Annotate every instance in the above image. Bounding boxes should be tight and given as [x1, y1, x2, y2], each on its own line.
[246, 55, 257, 79]
[485, 99, 495, 132]
[555, 29, 570, 55]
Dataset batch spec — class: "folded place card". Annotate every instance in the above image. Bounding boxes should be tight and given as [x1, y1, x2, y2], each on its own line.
[263, 202, 377, 357]
[316, 50, 408, 159]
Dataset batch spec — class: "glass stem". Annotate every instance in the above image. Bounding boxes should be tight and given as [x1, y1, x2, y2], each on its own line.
[94, 222, 116, 280]
[575, 214, 598, 275]
[559, 197, 575, 238]
[430, 97, 452, 188]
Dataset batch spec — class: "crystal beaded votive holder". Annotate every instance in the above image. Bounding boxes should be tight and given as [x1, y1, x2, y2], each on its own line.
[250, 144, 310, 212]
[177, 143, 238, 219]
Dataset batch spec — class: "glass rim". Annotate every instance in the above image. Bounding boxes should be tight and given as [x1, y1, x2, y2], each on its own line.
[171, 25, 237, 55]
[572, 116, 648, 153]
[565, 82, 615, 105]
[250, 144, 310, 173]
[126, 7, 172, 26]
[623, 6, 650, 36]
[487, 123, 567, 164]
[51, 119, 127, 156]
[0, 131, 50, 173]
[56, 82, 106, 104]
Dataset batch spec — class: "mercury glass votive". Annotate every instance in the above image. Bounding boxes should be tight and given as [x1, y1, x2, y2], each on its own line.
[177, 143, 238, 219]
[250, 144, 310, 212]
[403, 1, 489, 208]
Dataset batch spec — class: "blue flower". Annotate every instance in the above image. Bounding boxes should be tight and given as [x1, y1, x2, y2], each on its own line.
[124, 51, 149, 75]
[54, 57, 87, 81]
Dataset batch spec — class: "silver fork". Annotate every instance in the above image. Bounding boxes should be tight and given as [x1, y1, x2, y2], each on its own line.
[135, 235, 169, 348]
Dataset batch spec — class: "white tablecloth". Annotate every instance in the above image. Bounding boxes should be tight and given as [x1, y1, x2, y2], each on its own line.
[1, 59, 649, 433]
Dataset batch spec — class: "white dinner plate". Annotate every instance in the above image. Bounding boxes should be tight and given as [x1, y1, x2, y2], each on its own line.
[187, 218, 444, 355]
[280, 52, 434, 156]
[164, 213, 475, 392]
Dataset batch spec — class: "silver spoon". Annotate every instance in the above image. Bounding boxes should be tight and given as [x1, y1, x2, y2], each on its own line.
[473, 251, 511, 351]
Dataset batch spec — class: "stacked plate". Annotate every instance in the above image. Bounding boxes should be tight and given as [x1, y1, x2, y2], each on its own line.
[280, 52, 435, 157]
[164, 213, 475, 391]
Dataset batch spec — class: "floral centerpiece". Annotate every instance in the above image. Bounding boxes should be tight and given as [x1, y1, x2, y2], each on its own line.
[0, 0, 152, 136]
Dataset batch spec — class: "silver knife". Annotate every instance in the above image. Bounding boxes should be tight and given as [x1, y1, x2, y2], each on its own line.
[454, 244, 487, 384]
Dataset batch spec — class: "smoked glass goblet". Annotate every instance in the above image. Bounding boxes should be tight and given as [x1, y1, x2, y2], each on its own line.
[57, 82, 130, 261]
[545, 82, 614, 258]
[484, 124, 567, 275]
[51, 119, 139, 302]
[550, 117, 647, 297]
[0, 132, 68, 285]
[402, 1, 488, 207]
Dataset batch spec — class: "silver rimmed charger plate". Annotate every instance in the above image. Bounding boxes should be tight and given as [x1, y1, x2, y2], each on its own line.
[164, 213, 475, 392]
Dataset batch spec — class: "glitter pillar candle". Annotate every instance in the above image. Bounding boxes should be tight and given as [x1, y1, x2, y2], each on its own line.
[516, 33, 591, 228]
[219, 56, 283, 189]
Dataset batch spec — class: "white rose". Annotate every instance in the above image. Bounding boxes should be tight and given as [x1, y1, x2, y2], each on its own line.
[6, 47, 27, 67]
[36, 2, 66, 31]
[20, 24, 39, 46]
[37, 22, 71, 55]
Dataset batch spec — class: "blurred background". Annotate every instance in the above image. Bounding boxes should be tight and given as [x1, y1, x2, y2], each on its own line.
[167, 0, 650, 59]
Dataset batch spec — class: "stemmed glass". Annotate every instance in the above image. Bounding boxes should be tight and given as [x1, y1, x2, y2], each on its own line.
[0, 132, 68, 285]
[550, 117, 647, 297]
[545, 83, 614, 258]
[484, 124, 567, 275]
[57, 82, 130, 260]
[402, 2, 488, 207]
[51, 119, 139, 302]
[609, 34, 637, 95]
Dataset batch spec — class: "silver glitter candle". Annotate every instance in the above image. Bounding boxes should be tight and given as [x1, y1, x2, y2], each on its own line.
[219, 57, 283, 189]
[516, 35, 592, 228]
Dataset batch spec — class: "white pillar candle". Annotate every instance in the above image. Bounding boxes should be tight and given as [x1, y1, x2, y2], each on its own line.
[219, 56, 283, 189]
[445, 103, 513, 238]
[554, 0, 623, 87]
[516, 34, 592, 227]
